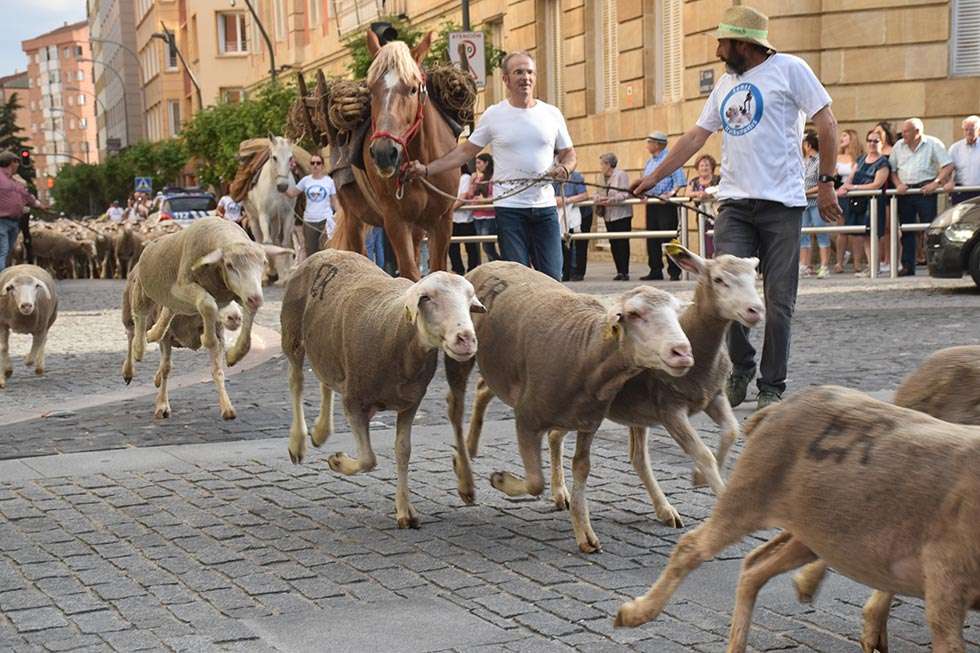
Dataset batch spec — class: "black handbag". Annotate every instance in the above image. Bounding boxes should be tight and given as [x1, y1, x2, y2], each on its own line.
[848, 196, 869, 215]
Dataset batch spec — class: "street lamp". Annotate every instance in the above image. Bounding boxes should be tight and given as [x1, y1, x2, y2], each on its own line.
[151, 26, 204, 110]
[229, 0, 277, 83]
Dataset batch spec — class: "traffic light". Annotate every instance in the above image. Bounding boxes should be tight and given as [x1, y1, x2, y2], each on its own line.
[19, 148, 31, 166]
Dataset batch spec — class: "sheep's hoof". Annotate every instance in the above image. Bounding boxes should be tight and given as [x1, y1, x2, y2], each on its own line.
[578, 535, 602, 554]
[489, 471, 508, 492]
[24, 358, 34, 367]
[396, 511, 420, 529]
[553, 489, 570, 511]
[691, 469, 708, 488]
[3, 368, 12, 379]
[457, 485, 476, 506]
[226, 347, 247, 367]
[614, 600, 645, 628]
[657, 505, 684, 529]
[221, 407, 237, 420]
[34, 367, 44, 377]
[154, 406, 171, 419]
[288, 447, 303, 465]
[327, 452, 346, 473]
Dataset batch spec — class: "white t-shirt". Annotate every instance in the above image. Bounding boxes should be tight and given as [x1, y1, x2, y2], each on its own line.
[217, 195, 243, 223]
[949, 138, 980, 186]
[296, 174, 337, 224]
[107, 206, 125, 222]
[697, 53, 832, 207]
[468, 99, 573, 208]
[452, 174, 473, 224]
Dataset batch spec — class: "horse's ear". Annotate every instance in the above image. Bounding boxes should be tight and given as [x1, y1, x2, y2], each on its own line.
[411, 32, 433, 63]
[366, 29, 381, 58]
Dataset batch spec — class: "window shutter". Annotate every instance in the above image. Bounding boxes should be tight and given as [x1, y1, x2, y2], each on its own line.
[544, 0, 563, 107]
[655, 0, 683, 103]
[603, 0, 619, 110]
[952, 0, 980, 76]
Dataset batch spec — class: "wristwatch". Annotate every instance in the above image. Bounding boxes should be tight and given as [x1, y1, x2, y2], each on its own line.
[817, 175, 836, 184]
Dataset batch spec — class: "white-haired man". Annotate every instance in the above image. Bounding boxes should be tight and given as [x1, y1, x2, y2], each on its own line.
[630, 5, 840, 410]
[404, 51, 576, 281]
[890, 118, 955, 276]
[945, 115, 980, 205]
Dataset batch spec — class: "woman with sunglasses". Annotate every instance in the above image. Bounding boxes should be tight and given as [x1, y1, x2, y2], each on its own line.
[282, 155, 338, 259]
[839, 129, 891, 276]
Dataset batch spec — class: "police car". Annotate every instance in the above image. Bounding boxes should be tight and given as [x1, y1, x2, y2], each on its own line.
[148, 187, 218, 227]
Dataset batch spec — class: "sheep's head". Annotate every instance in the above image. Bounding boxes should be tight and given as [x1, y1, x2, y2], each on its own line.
[219, 302, 243, 331]
[191, 242, 293, 312]
[665, 244, 764, 328]
[2, 274, 50, 316]
[404, 271, 485, 361]
[606, 286, 693, 377]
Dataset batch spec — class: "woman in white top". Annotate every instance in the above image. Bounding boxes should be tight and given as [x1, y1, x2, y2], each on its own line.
[216, 195, 243, 224]
[448, 165, 481, 274]
[280, 155, 338, 259]
[834, 128, 862, 273]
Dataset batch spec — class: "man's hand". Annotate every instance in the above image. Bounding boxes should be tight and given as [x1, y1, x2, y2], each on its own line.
[630, 176, 654, 197]
[921, 181, 940, 194]
[547, 164, 569, 181]
[836, 185, 848, 198]
[817, 184, 843, 224]
[403, 161, 427, 181]
[896, 182, 909, 194]
[943, 179, 956, 194]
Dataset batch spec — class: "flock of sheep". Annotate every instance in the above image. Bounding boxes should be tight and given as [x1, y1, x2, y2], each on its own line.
[0, 215, 977, 652]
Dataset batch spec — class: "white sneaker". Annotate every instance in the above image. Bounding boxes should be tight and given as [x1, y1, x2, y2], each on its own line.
[816, 266, 830, 279]
[880, 263, 891, 273]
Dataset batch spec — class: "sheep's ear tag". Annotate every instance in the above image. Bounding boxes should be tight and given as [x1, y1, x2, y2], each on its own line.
[664, 243, 686, 258]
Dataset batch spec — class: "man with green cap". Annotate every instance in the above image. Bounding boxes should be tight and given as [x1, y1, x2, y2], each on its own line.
[632, 5, 841, 410]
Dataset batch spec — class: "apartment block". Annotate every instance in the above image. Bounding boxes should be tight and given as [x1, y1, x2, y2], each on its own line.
[88, 0, 144, 157]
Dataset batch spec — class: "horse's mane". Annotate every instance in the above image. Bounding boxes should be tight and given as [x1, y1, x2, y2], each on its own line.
[366, 41, 423, 87]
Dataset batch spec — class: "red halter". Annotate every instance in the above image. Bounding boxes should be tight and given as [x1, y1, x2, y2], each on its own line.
[368, 74, 428, 154]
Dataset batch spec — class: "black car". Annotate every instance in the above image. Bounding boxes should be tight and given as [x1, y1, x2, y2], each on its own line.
[926, 197, 980, 286]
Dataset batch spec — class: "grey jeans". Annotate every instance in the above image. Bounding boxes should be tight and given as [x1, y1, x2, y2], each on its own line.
[714, 199, 803, 394]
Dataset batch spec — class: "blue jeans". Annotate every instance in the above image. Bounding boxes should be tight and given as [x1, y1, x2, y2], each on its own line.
[0, 218, 20, 271]
[472, 218, 500, 261]
[493, 206, 563, 281]
[365, 226, 385, 267]
[800, 202, 830, 248]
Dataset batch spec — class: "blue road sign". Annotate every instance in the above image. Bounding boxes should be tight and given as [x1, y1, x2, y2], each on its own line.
[134, 177, 153, 193]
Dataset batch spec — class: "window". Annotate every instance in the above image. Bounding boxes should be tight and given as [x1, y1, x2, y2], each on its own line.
[332, 0, 381, 36]
[50, 70, 60, 83]
[654, 0, 683, 104]
[309, 0, 321, 28]
[63, 47, 71, 58]
[539, 0, 563, 108]
[591, 0, 619, 112]
[274, 0, 286, 40]
[78, 94, 85, 105]
[166, 40, 179, 70]
[80, 118, 87, 129]
[221, 87, 245, 103]
[75, 46, 83, 57]
[952, 0, 980, 76]
[68, 95, 74, 106]
[168, 99, 181, 135]
[77, 70, 84, 81]
[218, 13, 248, 53]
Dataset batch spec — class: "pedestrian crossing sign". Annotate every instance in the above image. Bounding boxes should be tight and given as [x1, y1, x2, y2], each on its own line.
[134, 177, 153, 193]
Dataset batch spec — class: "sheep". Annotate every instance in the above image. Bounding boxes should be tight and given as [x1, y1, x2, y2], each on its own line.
[787, 344, 980, 652]
[281, 249, 483, 529]
[614, 385, 980, 653]
[128, 217, 290, 419]
[112, 223, 146, 279]
[29, 227, 98, 279]
[541, 245, 764, 527]
[0, 264, 57, 389]
[444, 260, 694, 553]
[121, 261, 243, 418]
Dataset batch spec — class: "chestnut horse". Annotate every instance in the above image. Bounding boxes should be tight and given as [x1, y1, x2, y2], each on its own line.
[334, 31, 459, 280]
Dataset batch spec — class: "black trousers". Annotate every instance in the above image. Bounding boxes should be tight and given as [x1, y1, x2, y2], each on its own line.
[606, 217, 632, 275]
[645, 203, 680, 278]
[449, 222, 481, 274]
[567, 208, 593, 278]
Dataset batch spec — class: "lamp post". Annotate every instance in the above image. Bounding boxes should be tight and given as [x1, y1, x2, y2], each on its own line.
[230, 0, 277, 83]
[151, 26, 204, 110]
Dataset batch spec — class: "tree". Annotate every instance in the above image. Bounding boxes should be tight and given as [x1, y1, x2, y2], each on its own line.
[180, 82, 297, 190]
[344, 18, 504, 81]
[0, 92, 35, 192]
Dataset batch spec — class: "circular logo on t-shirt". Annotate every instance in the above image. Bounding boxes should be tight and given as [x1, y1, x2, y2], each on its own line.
[305, 185, 328, 202]
[720, 83, 764, 136]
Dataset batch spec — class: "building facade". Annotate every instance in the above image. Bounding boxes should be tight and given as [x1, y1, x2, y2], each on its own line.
[22, 21, 100, 202]
[238, 0, 980, 200]
[88, 0, 144, 158]
[135, 0, 184, 142]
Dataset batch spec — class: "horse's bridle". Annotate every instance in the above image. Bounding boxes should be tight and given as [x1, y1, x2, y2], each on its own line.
[368, 74, 428, 161]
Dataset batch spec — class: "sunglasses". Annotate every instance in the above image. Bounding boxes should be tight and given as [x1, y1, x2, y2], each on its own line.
[311, 161, 323, 165]
[866, 139, 880, 143]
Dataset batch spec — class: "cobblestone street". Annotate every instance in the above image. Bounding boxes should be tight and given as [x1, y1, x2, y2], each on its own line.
[1, 266, 979, 652]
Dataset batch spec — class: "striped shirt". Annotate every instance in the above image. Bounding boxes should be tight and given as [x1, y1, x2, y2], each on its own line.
[889, 135, 952, 185]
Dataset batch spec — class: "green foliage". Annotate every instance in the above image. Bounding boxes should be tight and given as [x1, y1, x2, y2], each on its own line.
[51, 139, 186, 217]
[0, 92, 35, 192]
[343, 17, 504, 80]
[180, 81, 297, 190]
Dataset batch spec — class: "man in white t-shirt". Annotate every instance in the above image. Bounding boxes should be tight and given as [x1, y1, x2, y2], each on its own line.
[216, 194, 244, 223]
[404, 51, 576, 280]
[106, 200, 125, 223]
[280, 155, 338, 259]
[632, 5, 841, 410]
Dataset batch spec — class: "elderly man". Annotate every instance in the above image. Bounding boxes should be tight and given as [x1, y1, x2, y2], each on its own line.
[890, 118, 955, 276]
[405, 51, 576, 281]
[631, 5, 840, 409]
[640, 132, 686, 281]
[0, 151, 44, 270]
[946, 115, 980, 205]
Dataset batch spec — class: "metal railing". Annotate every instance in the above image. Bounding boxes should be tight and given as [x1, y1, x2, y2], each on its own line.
[450, 186, 980, 282]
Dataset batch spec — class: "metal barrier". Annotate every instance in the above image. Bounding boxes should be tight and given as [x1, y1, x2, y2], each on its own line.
[449, 186, 980, 282]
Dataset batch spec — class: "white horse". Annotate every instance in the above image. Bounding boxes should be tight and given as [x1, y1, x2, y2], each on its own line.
[245, 136, 299, 283]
